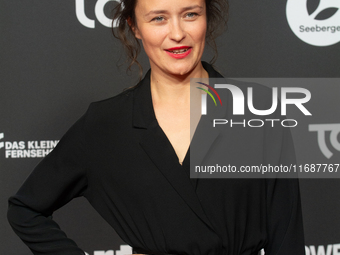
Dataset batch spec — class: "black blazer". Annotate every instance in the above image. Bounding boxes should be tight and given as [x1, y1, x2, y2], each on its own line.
[8, 62, 305, 255]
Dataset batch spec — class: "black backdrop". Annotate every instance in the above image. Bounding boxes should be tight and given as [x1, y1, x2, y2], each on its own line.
[1, 0, 340, 254]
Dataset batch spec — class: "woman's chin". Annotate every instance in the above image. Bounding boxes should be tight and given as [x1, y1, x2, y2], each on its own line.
[166, 63, 199, 77]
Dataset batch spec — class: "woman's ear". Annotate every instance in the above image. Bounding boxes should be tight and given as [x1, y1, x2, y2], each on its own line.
[127, 17, 141, 39]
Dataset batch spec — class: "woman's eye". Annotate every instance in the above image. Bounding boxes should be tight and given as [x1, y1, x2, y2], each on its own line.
[151, 16, 164, 22]
[186, 12, 198, 19]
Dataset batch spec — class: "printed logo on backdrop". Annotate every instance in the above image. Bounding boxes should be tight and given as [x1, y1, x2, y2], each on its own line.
[286, 0, 340, 46]
[0, 133, 58, 159]
[84, 246, 264, 255]
[305, 243, 340, 255]
[76, 0, 120, 28]
[84, 245, 132, 255]
[309, 123, 340, 159]
[0, 133, 4, 149]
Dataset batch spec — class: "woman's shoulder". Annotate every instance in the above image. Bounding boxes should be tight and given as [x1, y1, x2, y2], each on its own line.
[88, 84, 142, 115]
[85, 69, 151, 120]
[78, 87, 137, 130]
[92, 87, 134, 107]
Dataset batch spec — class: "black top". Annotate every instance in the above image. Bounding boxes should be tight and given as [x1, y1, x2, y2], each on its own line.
[7, 62, 305, 255]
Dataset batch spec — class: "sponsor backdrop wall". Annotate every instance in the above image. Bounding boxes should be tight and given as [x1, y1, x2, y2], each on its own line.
[1, 0, 340, 254]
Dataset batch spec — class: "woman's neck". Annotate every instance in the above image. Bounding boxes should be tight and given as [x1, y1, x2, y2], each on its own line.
[150, 62, 208, 105]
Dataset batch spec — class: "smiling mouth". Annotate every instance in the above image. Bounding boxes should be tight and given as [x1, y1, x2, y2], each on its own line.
[166, 48, 191, 54]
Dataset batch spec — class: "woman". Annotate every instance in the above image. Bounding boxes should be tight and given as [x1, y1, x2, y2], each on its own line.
[7, 0, 305, 254]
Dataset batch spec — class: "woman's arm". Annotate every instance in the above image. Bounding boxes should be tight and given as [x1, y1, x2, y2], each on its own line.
[7, 114, 89, 255]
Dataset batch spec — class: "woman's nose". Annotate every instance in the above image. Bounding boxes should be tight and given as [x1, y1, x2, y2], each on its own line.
[169, 19, 186, 42]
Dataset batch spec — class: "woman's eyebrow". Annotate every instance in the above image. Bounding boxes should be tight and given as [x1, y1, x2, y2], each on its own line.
[144, 5, 203, 17]
[180, 5, 203, 12]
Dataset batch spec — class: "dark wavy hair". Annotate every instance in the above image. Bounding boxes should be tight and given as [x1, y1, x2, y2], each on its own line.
[112, 0, 229, 80]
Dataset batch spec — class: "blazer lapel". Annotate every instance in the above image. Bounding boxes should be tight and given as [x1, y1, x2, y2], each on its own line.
[189, 115, 221, 187]
[132, 69, 216, 231]
[190, 62, 228, 188]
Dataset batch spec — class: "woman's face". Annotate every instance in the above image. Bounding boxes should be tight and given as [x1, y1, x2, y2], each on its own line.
[132, 0, 207, 77]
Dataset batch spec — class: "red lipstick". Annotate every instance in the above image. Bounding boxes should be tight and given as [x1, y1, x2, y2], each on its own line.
[165, 46, 192, 59]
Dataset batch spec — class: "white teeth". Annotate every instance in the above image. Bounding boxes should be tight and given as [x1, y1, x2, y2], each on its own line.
[169, 48, 189, 54]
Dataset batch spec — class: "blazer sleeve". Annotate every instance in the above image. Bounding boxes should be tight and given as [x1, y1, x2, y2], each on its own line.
[7, 113, 89, 255]
[264, 120, 305, 254]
